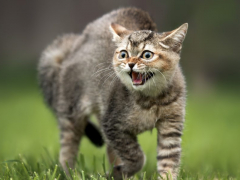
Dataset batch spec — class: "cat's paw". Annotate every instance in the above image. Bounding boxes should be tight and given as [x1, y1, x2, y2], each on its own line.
[158, 171, 177, 180]
[111, 165, 124, 180]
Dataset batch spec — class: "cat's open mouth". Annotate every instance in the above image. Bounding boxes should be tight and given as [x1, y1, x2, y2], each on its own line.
[129, 70, 154, 85]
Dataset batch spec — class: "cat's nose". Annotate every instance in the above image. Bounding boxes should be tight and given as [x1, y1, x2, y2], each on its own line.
[128, 63, 135, 69]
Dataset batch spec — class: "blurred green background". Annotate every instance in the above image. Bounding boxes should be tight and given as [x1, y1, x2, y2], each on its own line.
[0, 0, 240, 178]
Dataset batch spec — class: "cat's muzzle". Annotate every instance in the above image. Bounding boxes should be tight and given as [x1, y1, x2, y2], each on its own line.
[129, 70, 154, 85]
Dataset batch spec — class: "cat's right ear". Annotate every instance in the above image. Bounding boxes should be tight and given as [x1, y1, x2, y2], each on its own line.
[109, 23, 131, 42]
[159, 23, 188, 53]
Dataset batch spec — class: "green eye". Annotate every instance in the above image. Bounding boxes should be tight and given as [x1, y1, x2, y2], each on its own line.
[142, 51, 153, 60]
[118, 50, 128, 59]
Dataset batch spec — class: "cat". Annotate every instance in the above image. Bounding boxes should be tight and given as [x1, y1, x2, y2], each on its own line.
[38, 7, 188, 180]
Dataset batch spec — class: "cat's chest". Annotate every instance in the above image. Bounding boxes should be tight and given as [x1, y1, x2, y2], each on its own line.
[126, 103, 160, 134]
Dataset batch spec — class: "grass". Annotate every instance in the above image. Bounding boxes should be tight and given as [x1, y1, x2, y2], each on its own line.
[0, 67, 240, 179]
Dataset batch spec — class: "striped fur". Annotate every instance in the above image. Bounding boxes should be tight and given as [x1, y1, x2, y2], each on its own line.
[38, 7, 188, 180]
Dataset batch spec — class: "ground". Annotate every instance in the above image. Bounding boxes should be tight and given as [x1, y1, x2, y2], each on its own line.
[0, 67, 239, 179]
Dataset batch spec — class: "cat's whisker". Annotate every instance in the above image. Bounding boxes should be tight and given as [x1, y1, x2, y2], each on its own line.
[94, 71, 111, 79]
[152, 68, 167, 83]
[99, 70, 114, 81]
[102, 73, 117, 87]
[92, 66, 113, 77]
[102, 71, 117, 86]
[109, 70, 123, 87]
[145, 70, 150, 91]
[151, 77, 156, 88]
[149, 70, 157, 88]
[94, 66, 111, 72]
[95, 64, 111, 71]
[93, 69, 112, 78]
[95, 62, 115, 70]
[109, 70, 120, 82]
[94, 64, 112, 72]
[96, 71, 115, 87]
[110, 75, 119, 87]
[95, 62, 113, 68]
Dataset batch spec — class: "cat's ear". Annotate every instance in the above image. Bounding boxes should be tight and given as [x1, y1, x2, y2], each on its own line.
[109, 23, 132, 42]
[159, 23, 188, 53]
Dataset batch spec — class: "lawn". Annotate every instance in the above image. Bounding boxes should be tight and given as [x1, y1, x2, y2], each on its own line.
[0, 68, 240, 179]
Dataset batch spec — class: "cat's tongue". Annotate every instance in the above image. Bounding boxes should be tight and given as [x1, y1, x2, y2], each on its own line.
[132, 71, 142, 85]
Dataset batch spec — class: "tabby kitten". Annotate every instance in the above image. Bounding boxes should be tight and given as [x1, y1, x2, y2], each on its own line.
[38, 7, 188, 180]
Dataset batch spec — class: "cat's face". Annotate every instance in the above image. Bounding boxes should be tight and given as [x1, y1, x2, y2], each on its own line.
[110, 23, 188, 96]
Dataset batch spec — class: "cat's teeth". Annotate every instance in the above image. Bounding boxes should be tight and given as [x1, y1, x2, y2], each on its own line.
[129, 71, 155, 86]
[132, 71, 143, 85]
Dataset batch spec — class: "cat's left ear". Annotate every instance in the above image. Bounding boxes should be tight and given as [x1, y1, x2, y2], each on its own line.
[159, 23, 188, 53]
[109, 23, 132, 42]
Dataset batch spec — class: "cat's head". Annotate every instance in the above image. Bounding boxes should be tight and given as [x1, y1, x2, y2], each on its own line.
[110, 23, 188, 96]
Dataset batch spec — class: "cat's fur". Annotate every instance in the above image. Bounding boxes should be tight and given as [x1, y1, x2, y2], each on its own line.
[38, 7, 188, 180]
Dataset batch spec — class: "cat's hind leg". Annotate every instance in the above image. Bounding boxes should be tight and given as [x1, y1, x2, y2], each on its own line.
[58, 117, 87, 171]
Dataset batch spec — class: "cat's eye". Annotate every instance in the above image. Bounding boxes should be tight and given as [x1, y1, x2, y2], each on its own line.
[118, 50, 128, 59]
[141, 51, 153, 60]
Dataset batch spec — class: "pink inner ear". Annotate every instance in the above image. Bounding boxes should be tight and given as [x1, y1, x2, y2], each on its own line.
[161, 23, 188, 43]
[164, 31, 174, 38]
[111, 23, 131, 37]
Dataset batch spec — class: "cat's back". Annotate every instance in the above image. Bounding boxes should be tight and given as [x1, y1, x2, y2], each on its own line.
[39, 8, 157, 71]
[82, 7, 157, 42]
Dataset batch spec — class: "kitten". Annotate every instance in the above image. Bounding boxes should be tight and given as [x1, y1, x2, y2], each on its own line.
[38, 7, 188, 180]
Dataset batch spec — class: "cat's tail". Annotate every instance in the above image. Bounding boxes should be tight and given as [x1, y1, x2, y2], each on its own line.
[85, 121, 104, 147]
[38, 34, 82, 111]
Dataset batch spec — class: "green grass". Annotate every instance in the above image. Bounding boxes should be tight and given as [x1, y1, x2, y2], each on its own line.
[0, 69, 240, 179]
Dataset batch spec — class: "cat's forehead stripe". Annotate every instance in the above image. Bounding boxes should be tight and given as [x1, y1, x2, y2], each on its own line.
[143, 31, 154, 41]
[128, 31, 154, 47]
[139, 43, 145, 51]
[126, 41, 131, 50]
[144, 44, 156, 51]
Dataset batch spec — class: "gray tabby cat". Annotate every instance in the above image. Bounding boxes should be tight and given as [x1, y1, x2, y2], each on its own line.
[38, 7, 188, 180]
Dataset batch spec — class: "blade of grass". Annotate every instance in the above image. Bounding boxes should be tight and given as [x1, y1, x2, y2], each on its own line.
[21, 162, 29, 176]
[50, 164, 58, 180]
[80, 153, 86, 172]
[82, 170, 86, 180]
[142, 171, 146, 180]
[102, 154, 106, 177]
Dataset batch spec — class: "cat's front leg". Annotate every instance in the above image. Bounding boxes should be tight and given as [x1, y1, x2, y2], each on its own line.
[104, 128, 145, 180]
[156, 115, 184, 180]
[107, 145, 122, 166]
